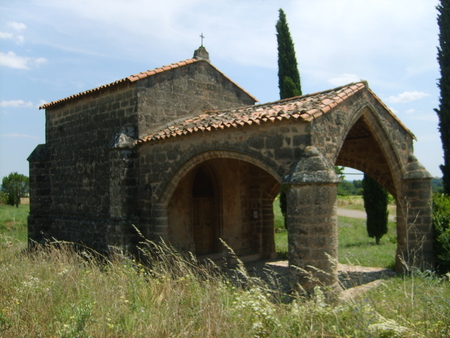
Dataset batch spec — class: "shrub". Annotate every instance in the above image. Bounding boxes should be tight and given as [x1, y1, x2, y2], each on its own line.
[433, 193, 450, 273]
[0, 191, 7, 205]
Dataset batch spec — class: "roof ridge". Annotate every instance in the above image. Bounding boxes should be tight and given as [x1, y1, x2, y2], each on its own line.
[205, 81, 366, 115]
[127, 59, 198, 82]
[137, 82, 367, 144]
[40, 58, 200, 110]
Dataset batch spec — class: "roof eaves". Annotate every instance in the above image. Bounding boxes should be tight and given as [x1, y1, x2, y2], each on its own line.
[39, 58, 200, 110]
[39, 77, 131, 110]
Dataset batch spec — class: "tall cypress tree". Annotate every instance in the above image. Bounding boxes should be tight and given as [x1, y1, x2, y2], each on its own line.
[362, 174, 389, 245]
[436, 0, 450, 194]
[276, 8, 302, 99]
[276, 9, 302, 227]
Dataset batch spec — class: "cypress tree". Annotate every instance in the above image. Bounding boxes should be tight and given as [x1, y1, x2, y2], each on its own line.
[276, 8, 302, 227]
[436, 0, 450, 194]
[276, 8, 302, 99]
[362, 174, 389, 245]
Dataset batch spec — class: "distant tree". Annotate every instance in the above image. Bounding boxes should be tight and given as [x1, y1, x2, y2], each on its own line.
[276, 8, 302, 99]
[353, 180, 363, 191]
[362, 174, 388, 245]
[1, 172, 29, 207]
[276, 8, 302, 228]
[337, 181, 355, 196]
[436, 0, 450, 194]
[432, 178, 444, 193]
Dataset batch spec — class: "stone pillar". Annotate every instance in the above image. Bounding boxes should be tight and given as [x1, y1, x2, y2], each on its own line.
[27, 144, 52, 245]
[261, 197, 276, 259]
[396, 155, 433, 272]
[108, 126, 139, 251]
[151, 203, 169, 241]
[283, 146, 341, 292]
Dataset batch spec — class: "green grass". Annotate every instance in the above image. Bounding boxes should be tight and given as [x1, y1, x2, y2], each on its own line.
[0, 204, 28, 260]
[0, 234, 448, 336]
[274, 197, 397, 268]
[1, 201, 449, 337]
[274, 216, 397, 268]
[273, 195, 284, 231]
[338, 216, 396, 268]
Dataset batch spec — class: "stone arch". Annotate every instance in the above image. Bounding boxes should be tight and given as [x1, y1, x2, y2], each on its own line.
[333, 103, 433, 272]
[160, 150, 281, 258]
[159, 150, 281, 207]
[335, 104, 403, 197]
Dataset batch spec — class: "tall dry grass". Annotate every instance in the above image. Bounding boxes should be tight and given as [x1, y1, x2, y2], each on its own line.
[1, 236, 449, 337]
[1, 204, 449, 336]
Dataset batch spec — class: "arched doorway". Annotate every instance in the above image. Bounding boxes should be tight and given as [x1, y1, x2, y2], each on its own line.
[165, 154, 280, 259]
[192, 166, 219, 255]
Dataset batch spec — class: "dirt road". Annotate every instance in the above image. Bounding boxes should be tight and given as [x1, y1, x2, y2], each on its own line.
[337, 208, 396, 221]
[337, 208, 367, 219]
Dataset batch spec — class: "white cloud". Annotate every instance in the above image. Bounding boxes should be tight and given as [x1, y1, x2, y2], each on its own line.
[0, 31, 24, 44]
[7, 21, 27, 32]
[328, 73, 361, 86]
[388, 91, 430, 103]
[1, 133, 39, 140]
[0, 32, 14, 40]
[0, 51, 29, 69]
[0, 51, 47, 69]
[34, 57, 47, 66]
[0, 100, 34, 108]
[406, 109, 415, 114]
[15, 35, 25, 44]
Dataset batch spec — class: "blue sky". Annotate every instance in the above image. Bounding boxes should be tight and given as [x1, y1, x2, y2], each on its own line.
[0, 0, 442, 180]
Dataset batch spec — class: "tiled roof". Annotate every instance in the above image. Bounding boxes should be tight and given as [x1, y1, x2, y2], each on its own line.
[39, 58, 257, 109]
[138, 81, 415, 144]
[138, 82, 367, 143]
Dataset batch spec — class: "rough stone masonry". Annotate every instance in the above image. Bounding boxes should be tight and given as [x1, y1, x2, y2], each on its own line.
[29, 47, 433, 290]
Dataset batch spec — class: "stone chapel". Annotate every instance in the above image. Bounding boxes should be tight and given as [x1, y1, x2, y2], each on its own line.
[28, 46, 433, 289]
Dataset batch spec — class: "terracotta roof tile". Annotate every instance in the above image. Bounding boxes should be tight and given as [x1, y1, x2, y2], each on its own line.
[39, 59, 200, 109]
[137, 82, 377, 144]
[39, 58, 260, 109]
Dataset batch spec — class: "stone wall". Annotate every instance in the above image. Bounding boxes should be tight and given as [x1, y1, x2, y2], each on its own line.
[136, 60, 256, 138]
[29, 83, 139, 250]
[29, 61, 258, 251]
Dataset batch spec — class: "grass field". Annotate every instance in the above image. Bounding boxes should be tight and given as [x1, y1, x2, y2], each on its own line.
[0, 201, 449, 337]
[274, 197, 396, 268]
[0, 204, 28, 261]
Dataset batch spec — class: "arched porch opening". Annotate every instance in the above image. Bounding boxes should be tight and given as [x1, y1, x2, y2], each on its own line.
[335, 109, 433, 272]
[165, 155, 280, 259]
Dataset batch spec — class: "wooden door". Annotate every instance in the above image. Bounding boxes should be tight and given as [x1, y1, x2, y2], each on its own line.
[193, 197, 215, 254]
[192, 167, 217, 255]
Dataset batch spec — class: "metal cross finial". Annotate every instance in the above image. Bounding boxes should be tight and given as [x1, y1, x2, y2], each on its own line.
[200, 33, 205, 47]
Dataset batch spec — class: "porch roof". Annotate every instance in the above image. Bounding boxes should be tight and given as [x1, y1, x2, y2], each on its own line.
[138, 81, 414, 144]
